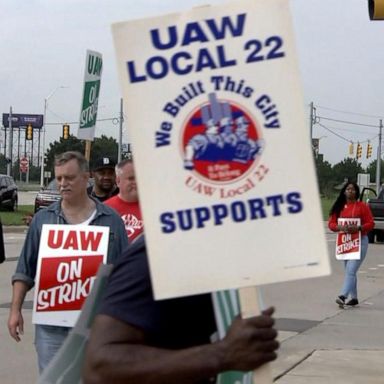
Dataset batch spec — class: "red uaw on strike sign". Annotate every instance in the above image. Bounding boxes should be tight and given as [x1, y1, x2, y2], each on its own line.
[32, 224, 109, 327]
[112, 0, 331, 299]
[335, 218, 361, 260]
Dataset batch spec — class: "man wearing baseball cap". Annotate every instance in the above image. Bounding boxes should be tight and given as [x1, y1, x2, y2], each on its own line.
[88, 157, 119, 202]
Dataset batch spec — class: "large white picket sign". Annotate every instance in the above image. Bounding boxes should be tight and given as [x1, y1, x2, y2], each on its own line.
[112, 0, 330, 299]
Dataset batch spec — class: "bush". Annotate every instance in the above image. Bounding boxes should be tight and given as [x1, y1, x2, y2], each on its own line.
[0, 205, 34, 226]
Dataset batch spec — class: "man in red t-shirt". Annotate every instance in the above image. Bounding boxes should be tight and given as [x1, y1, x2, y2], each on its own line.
[105, 158, 143, 242]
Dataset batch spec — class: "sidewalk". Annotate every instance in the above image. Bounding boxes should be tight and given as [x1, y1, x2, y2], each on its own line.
[271, 289, 384, 383]
[0, 234, 37, 384]
[269, 222, 384, 382]
[3, 226, 28, 234]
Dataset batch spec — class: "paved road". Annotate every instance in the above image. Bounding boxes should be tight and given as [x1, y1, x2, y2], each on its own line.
[266, 229, 384, 383]
[1, 227, 384, 383]
[18, 191, 38, 206]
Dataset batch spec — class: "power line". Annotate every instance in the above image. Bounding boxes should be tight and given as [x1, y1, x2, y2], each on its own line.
[46, 106, 70, 123]
[317, 115, 378, 128]
[45, 117, 119, 125]
[317, 122, 378, 144]
[317, 122, 351, 142]
[315, 104, 384, 119]
[319, 125, 376, 135]
[313, 107, 381, 145]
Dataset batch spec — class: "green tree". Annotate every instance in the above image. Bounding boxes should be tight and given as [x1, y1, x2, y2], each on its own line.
[88, 135, 118, 169]
[366, 159, 384, 185]
[28, 165, 42, 182]
[45, 135, 119, 180]
[0, 154, 8, 174]
[45, 135, 85, 178]
[314, 156, 335, 197]
[332, 158, 364, 184]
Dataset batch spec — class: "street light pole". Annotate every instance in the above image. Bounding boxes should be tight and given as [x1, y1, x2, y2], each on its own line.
[376, 119, 383, 194]
[40, 86, 67, 187]
[118, 98, 123, 162]
[7, 106, 13, 176]
[40, 98, 48, 187]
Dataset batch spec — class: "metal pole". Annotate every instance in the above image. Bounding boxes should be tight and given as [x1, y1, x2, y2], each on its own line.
[4, 125, 7, 159]
[309, 101, 314, 140]
[40, 98, 47, 187]
[376, 119, 383, 194]
[17, 128, 20, 162]
[7, 107, 13, 176]
[40, 86, 67, 187]
[37, 126, 41, 167]
[118, 98, 123, 162]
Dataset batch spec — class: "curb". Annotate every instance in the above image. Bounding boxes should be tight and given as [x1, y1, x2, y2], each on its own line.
[3, 226, 28, 234]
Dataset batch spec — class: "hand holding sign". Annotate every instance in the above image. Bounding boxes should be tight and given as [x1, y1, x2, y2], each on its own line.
[339, 223, 360, 234]
[221, 307, 278, 371]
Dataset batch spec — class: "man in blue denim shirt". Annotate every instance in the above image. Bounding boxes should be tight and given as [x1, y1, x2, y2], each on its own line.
[7, 151, 128, 374]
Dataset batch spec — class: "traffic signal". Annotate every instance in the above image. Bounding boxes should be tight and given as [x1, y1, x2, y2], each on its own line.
[367, 142, 373, 158]
[26, 124, 33, 140]
[356, 143, 362, 159]
[369, 0, 384, 20]
[348, 142, 354, 155]
[62, 124, 70, 140]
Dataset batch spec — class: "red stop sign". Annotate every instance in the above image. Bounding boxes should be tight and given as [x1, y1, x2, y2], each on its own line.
[20, 157, 29, 173]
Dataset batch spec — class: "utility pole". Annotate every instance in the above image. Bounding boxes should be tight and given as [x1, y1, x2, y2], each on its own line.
[40, 97, 47, 187]
[41, 86, 67, 187]
[118, 98, 123, 163]
[309, 102, 314, 140]
[7, 106, 13, 176]
[376, 119, 383, 194]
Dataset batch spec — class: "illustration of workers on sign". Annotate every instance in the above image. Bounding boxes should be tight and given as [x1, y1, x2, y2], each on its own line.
[183, 93, 264, 174]
[184, 118, 225, 170]
[232, 115, 264, 163]
[219, 116, 238, 161]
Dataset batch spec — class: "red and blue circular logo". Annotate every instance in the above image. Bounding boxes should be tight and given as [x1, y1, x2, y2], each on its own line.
[182, 93, 264, 183]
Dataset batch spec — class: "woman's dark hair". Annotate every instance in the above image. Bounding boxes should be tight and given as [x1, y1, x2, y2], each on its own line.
[329, 181, 360, 217]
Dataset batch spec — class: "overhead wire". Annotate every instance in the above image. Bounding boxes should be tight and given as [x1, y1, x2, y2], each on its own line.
[317, 115, 378, 128]
[317, 122, 352, 142]
[45, 116, 119, 125]
[317, 122, 377, 144]
[313, 103, 381, 148]
[315, 104, 384, 119]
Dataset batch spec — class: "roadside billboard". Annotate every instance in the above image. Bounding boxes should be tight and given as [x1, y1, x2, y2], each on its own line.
[2, 113, 43, 128]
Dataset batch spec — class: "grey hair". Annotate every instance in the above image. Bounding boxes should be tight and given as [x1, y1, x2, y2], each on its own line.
[115, 158, 133, 176]
[54, 151, 89, 172]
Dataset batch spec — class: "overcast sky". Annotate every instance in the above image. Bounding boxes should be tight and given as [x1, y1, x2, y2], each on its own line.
[1, 0, 383, 166]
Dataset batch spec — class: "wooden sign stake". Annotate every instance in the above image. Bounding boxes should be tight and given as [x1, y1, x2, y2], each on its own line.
[85, 140, 91, 162]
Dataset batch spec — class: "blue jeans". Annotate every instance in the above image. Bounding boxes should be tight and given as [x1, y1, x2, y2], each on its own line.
[34, 324, 71, 374]
[340, 235, 369, 300]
